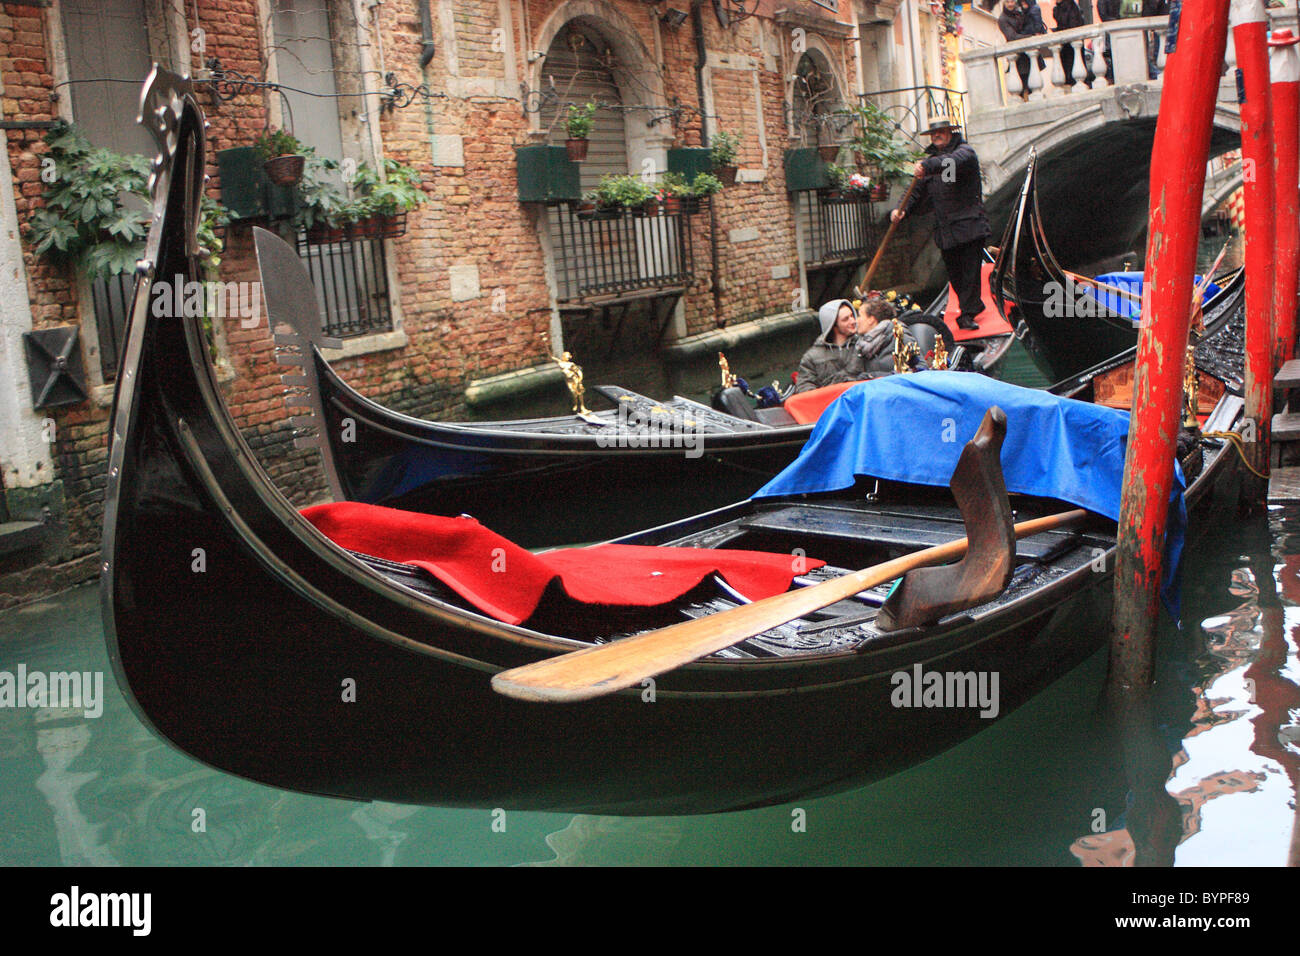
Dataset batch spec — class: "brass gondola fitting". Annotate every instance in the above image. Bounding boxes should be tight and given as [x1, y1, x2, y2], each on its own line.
[930, 334, 949, 371]
[718, 351, 738, 390]
[892, 317, 920, 374]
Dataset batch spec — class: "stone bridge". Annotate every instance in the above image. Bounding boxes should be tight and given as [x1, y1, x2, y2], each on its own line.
[958, 8, 1296, 269]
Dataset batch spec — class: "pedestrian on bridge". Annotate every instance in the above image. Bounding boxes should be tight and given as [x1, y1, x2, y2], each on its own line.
[890, 120, 992, 332]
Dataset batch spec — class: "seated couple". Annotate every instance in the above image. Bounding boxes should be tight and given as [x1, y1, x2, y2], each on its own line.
[792, 297, 918, 395]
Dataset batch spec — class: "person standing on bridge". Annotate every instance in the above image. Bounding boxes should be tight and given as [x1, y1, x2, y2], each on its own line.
[890, 119, 992, 332]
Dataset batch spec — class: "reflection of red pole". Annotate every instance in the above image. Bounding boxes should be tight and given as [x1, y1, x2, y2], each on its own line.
[1271, 30, 1300, 367]
[1110, 0, 1230, 692]
[1237, 0, 1276, 504]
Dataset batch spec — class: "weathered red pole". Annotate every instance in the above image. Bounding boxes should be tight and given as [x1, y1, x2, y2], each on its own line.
[1271, 30, 1300, 367]
[1237, 0, 1276, 506]
[1110, 0, 1229, 693]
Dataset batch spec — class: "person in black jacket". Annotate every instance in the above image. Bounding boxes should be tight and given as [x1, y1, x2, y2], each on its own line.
[1143, 0, 1170, 79]
[998, 0, 1034, 98]
[891, 120, 992, 331]
[1095, 0, 1119, 81]
[1053, 0, 1092, 87]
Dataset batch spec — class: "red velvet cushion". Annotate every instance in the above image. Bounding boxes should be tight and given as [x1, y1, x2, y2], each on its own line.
[302, 501, 824, 626]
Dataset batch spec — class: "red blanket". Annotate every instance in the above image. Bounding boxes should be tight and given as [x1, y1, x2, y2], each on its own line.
[302, 502, 824, 626]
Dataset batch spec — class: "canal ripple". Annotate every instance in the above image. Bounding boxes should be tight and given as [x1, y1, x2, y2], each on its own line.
[1, 503, 1297, 866]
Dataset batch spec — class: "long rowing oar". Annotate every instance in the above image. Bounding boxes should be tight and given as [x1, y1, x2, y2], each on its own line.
[492, 409, 1090, 703]
[855, 171, 923, 295]
[1060, 269, 1144, 304]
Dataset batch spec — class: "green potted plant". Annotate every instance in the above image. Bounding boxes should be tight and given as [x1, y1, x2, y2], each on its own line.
[849, 101, 922, 188]
[592, 174, 656, 216]
[253, 127, 306, 187]
[294, 152, 348, 243]
[565, 102, 598, 162]
[346, 158, 426, 238]
[822, 162, 850, 200]
[709, 129, 740, 186]
[657, 172, 688, 215]
[679, 172, 722, 214]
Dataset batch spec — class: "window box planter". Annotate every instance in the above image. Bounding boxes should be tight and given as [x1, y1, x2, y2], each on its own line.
[666, 147, 713, 180]
[515, 145, 582, 203]
[784, 147, 831, 192]
[216, 147, 300, 222]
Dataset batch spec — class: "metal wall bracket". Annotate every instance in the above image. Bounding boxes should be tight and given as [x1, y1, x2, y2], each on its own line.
[23, 326, 88, 409]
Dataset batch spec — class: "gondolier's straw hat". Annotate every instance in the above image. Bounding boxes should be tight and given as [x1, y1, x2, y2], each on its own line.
[924, 117, 959, 135]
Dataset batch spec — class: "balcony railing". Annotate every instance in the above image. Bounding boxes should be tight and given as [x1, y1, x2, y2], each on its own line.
[958, 11, 1300, 111]
[858, 86, 966, 141]
[548, 204, 696, 303]
[294, 233, 394, 338]
[801, 191, 881, 269]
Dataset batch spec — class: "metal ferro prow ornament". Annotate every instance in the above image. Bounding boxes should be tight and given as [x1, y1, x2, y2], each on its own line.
[892, 317, 920, 373]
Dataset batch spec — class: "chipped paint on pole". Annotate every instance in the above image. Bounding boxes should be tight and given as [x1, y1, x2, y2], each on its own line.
[1235, 0, 1275, 503]
[1110, 0, 1230, 692]
[1270, 30, 1300, 368]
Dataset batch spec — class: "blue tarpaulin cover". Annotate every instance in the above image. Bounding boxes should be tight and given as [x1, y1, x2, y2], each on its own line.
[1088, 272, 1220, 321]
[754, 372, 1186, 618]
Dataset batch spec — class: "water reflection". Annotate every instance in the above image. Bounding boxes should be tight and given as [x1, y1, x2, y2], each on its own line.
[1071, 511, 1300, 867]
[3, 505, 1298, 866]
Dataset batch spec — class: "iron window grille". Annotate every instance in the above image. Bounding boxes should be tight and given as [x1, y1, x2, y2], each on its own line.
[294, 233, 394, 338]
[547, 205, 696, 303]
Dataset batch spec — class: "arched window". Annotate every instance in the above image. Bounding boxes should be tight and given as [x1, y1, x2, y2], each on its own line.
[540, 21, 630, 190]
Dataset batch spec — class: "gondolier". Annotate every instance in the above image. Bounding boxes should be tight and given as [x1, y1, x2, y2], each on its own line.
[891, 118, 992, 331]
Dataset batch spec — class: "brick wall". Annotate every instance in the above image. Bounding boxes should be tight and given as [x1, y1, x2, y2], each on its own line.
[0, 0, 870, 604]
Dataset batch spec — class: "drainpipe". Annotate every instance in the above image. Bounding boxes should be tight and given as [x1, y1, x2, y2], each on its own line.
[692, 0, 724, 323]
[419, 0, 436, 68]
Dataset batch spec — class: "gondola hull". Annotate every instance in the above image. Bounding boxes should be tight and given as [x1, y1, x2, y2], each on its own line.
[993, 151, 1245, 384]
[102, 71, 1243, 816]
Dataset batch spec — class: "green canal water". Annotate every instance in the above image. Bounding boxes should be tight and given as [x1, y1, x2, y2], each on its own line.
[1, 332, 1295, 867]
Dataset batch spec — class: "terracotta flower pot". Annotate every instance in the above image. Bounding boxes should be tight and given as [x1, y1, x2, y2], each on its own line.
[565, 138, 589, 162]
[662, 197, 682, 215]
[717, 165, 738, 187]
[264, 154, 305, 187]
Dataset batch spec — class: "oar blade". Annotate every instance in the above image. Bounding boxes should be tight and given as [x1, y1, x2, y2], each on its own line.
[492, 407, 1020, 703]
[491, 557, 914, 703]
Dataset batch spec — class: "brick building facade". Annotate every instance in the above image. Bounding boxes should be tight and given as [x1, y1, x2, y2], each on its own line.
[0, 0, 949, 607]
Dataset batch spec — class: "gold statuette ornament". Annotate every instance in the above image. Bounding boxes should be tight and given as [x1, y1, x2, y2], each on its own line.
[718, 352, 738, 390]
[930, 334, 949, 370]
[892, 318, 920, 374]
[542, 332, 597, 420]
[1183, 340, 1199, 432]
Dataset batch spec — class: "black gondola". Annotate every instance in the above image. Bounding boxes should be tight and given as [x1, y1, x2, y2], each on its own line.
[992, 150, 1245, 384]
[262, 229, 1015, 544]
[103, 71, 1244, 816]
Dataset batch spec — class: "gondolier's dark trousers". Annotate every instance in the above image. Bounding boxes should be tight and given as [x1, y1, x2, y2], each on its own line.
[942, 237, 987, 323]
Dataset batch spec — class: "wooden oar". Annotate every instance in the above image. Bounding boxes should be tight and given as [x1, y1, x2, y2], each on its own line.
[1060, 269, 1143, 304]
[492, 407, 1090, 703]
[856, 171, 923, 294]
[493, 509, 1088, 703]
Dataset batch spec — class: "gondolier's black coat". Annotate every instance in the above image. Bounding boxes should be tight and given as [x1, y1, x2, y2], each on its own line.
[901, 132, 992, 251]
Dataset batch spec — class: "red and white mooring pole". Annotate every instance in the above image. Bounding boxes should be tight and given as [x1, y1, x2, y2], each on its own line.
[1111, 0, 1230, 692]
[1270, 29, 1300, 368]
[1236, 0, 1276, 499]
